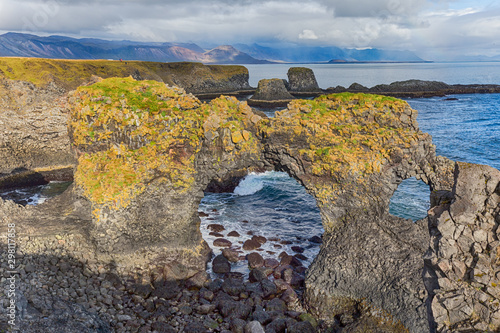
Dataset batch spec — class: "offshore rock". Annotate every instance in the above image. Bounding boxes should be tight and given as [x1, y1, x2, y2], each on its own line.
[327, 79, 500, 98]
[287, 67, 322, 94]
[426, 162, 500, 332]
[247, 78, 295, 107]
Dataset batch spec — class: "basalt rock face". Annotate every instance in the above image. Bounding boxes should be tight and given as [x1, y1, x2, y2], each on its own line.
[426, 162, 500, 332]
[0, 77, 75, 180]
[68, 77, 265, 279]
[287, 67, 322, 94]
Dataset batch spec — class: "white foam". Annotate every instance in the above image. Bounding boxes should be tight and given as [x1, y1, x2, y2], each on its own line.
[233, 172, 264, 196]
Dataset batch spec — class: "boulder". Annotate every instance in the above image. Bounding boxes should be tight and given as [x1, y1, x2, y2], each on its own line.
[212, 255, 231, 274]
[222, 248, 240, 262]
[243, 239, 261, 251]
[246, 252, 264, 268]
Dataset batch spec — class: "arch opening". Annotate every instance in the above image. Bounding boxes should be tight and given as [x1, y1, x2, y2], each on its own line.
[199, 170, 323, 277]
[389, 177, 431, 221]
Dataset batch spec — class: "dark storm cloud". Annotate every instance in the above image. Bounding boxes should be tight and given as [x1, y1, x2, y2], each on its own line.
[0, 0, 499, 59]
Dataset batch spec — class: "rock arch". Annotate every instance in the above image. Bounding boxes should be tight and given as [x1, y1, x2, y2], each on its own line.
[61, 77, 499, 332]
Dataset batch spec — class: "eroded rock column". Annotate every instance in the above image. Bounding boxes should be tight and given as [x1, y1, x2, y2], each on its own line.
[68, 77, 264, 279]
[427, 162, 500, 332]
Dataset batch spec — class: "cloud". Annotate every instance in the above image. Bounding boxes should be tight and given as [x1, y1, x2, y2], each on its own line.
[299, 29, 319, 40]
[0, 0, 499, 59]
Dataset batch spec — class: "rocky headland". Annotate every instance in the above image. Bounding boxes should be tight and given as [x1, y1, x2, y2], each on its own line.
[326, 79, 500, 98]
[0, 60, 499, 333]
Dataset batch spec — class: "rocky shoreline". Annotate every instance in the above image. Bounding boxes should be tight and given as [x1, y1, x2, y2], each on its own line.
[0, 199, 322, 333]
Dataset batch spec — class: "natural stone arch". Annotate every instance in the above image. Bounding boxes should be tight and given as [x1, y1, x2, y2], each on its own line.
[66, 77, 496, 332]
[257, 95, 442, 331]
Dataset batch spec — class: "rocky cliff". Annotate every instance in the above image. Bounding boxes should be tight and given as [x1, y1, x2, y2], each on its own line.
[0, 74, 499, 332]
[0, 58, 252, 94]
[0, 58, 252, 185]
[426, 162, 500, 332]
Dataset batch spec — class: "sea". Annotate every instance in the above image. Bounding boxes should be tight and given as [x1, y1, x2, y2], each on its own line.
[2, 62, 500, 274]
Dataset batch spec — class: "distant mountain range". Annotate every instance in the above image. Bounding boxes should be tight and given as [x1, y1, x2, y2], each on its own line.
[0, 33, 269, 64]
[234, 43, 426, 63]
[0, 32, 427, 64]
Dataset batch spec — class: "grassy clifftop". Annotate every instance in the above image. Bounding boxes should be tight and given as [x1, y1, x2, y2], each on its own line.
[0, 57, 249, 92]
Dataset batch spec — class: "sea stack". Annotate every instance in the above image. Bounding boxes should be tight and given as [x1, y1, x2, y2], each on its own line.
[287, 67, 322, 94]
[247, 78, 295, 107]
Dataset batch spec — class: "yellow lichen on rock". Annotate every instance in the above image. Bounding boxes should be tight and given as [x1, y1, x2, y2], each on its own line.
[69, 77, 205, 209]
[199, 95, 260, 155]
[69, 79, 260, 210]
[265, 93, 421, 177]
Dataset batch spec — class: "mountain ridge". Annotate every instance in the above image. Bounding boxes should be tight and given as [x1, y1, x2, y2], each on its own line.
[0, 32, 427, 63]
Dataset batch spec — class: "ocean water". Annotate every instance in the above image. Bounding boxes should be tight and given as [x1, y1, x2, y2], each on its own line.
[244, 62, 500, 88]
[200, 171, 323, 274]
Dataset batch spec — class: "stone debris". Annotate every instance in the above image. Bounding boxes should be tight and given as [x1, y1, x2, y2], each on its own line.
[0, 229, 332, 333]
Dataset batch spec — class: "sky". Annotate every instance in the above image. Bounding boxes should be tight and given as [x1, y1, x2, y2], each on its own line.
[0, 0, 499, 60]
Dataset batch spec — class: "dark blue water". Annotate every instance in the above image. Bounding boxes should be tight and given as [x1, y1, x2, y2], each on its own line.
[408, 94, 500, 170]
[388, 94, 500, 221]
[200, 171, 323, 274]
